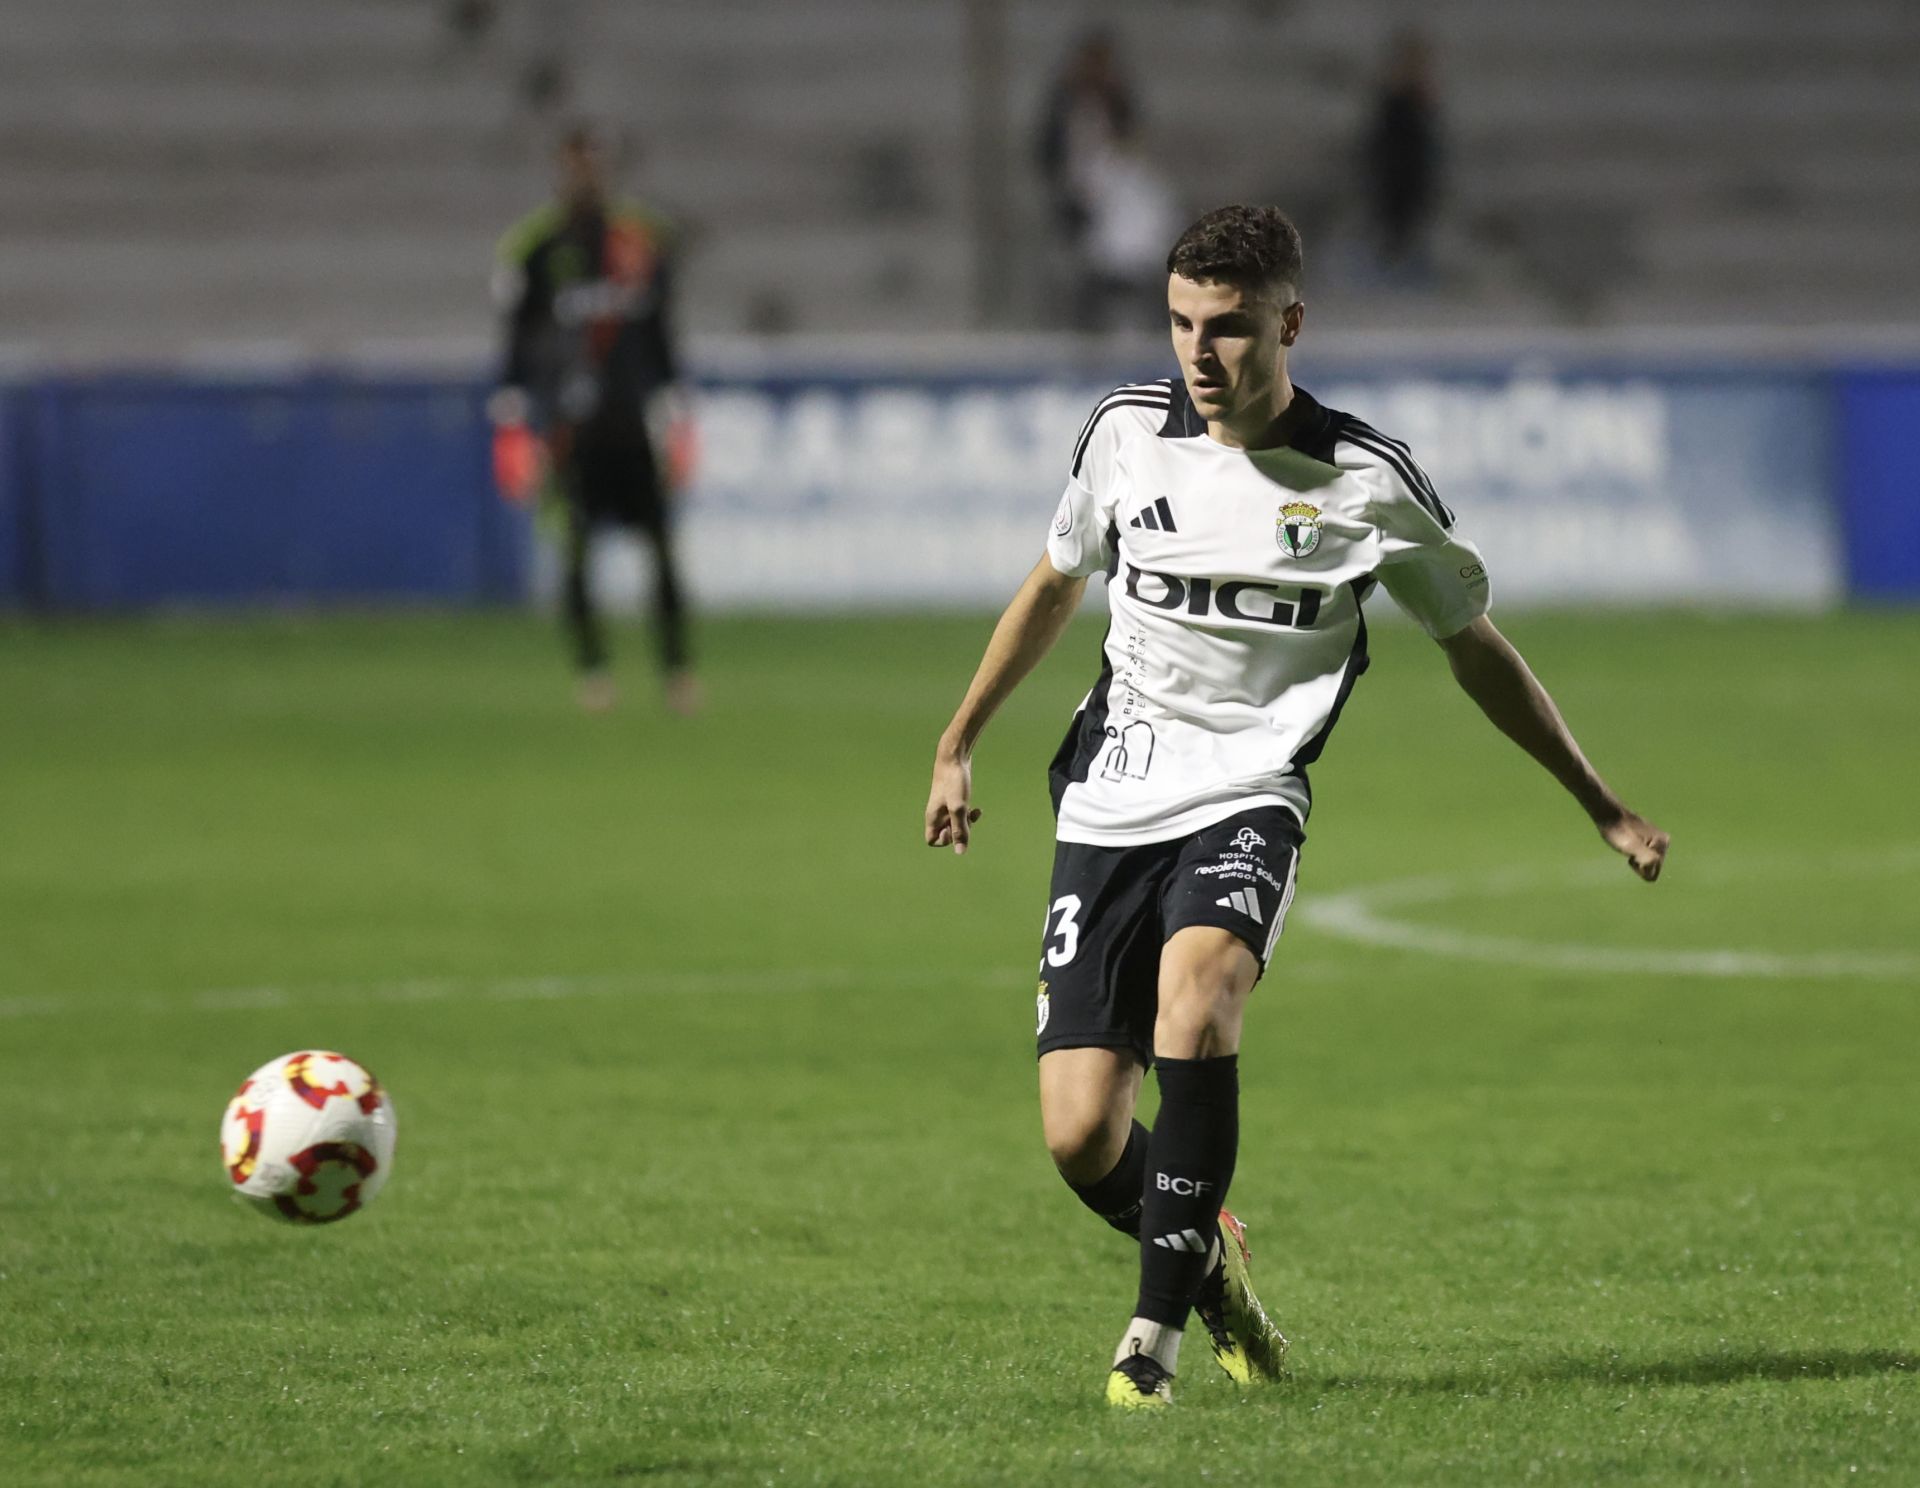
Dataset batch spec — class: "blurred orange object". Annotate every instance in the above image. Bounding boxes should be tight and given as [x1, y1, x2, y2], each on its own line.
[491, 420, 545, 505]
[664, 415, 699, 492]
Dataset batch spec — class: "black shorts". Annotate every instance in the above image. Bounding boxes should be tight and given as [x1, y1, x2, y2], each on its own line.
[564, 427, 665, 532]
[1034, 805, 1304, 1065]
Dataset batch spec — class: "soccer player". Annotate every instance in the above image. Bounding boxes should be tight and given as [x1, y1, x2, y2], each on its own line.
[923, 205, 1668, 1409]
[491, 124, 699, 715]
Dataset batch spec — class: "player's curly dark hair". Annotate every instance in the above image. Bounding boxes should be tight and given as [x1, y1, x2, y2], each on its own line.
[1166, 205, 1304, 300]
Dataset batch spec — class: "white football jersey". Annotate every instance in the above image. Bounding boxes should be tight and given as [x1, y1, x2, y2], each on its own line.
[1045, 378, 1490, 846]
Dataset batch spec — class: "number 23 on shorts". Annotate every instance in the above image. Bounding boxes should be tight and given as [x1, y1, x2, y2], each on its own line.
[1044, 894, 1082, 967]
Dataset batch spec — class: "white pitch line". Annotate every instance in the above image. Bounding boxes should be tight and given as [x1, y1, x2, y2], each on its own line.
[0, 956, 1361, 1023]
[1297, 850, 1920, 980]
[0, 966, 1016, 1021]
[0, 995, 69, 1020]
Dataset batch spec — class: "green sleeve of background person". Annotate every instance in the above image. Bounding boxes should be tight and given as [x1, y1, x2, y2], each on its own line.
[496, 203, 564, 266]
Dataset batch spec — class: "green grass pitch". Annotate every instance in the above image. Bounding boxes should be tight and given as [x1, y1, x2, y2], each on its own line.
[2, 607, 1917, 1486]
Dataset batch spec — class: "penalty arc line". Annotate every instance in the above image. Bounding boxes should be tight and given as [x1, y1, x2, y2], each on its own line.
[1296, 851, 1920, 981]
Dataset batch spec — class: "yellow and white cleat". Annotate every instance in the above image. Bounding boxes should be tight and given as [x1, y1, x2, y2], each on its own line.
[1194, 1209, 1290, 1384]
[1106, 1349, 1175, 1409]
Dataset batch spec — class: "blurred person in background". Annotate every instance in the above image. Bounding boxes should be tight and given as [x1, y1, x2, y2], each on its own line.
[1076, 117, 1182, 332]
[1363, 29, 1444, 281]
[1035, 27, 1142, 327]
[490, 123, 700, 715]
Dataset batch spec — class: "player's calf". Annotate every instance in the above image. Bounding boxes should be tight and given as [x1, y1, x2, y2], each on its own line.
[1058, 1118, 1149, 1238]
[1039, 1045, 1148, 1233]
[1134, 1054, 1240, 1322]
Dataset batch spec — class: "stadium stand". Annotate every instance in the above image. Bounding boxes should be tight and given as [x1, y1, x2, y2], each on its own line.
[3, 0, 1917, 357]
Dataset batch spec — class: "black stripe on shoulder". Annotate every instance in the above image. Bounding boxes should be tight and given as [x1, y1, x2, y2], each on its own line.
[1069, 381, 1172, 450]
[1338, 420, 1455, 529]
[1344, 419, 1435, 487]
[1070, 383, 1174, 478]
[1340, 418, 1452, 523]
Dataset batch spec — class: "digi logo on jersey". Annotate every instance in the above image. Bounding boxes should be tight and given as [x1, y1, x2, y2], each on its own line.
[1123, 565, 1324, 630]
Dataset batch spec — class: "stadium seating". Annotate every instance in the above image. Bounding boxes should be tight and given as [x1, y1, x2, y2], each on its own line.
[3, 0, 1916, 356]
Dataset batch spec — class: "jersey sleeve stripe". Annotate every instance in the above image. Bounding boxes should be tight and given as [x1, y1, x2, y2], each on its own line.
[1338, 425, 1456, 529]
[1340, 419, 1453, 524]
[1070, 393, 1174, 478]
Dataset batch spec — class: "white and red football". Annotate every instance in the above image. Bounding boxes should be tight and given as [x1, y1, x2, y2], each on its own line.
[219, 1051, 398, 1224]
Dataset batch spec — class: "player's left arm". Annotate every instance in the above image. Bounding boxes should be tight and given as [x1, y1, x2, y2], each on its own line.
[488, 218, 548, 504]
[1437, 615, 1670, 882]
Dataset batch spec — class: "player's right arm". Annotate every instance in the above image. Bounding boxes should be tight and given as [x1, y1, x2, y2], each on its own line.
[926, 556, 1086, 855]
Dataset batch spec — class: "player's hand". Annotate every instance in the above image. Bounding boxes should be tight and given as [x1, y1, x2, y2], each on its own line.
[647, 387, 698, 494]
[663, 415, 699, 493]
[491, 422, 545, 505]
[487, 388, 545, 505]
[1598, 808, 1670, 882]
[925, 750, 983, 856]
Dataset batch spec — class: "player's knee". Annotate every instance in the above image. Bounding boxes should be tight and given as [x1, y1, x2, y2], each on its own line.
[1155, 990, 1231, 1050]
[1042, 1106, 1126, 1184]
[1155, 955, 1253, 1054]
[1161, 966, 1241, 1027]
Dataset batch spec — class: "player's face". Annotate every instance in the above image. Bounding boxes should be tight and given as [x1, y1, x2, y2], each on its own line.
[560, 140, 607, 207]
[1167, 275, 1303, 427]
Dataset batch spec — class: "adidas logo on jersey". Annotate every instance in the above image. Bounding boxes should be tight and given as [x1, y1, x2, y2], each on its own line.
[1216, 888, 1262, 921]
[1128, 497, 1178, 533]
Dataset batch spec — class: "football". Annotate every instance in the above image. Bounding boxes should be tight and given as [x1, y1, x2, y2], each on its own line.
[219, 1050, 398, 1224]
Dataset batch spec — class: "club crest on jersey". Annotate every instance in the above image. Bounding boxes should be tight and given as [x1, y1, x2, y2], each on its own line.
[1276, 501, 1322, 559]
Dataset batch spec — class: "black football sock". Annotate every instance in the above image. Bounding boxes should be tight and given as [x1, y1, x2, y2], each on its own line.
[1133, 1054, 1239, 1330]
[1066, 1119, 1149, 1238]
[562, 513, 608, 673]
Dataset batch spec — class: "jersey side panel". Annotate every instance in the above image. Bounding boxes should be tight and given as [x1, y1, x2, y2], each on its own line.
[1045, 386, 1175, 809]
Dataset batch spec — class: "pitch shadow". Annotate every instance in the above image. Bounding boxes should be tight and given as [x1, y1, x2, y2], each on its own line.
[1312, 1348, 1915, 1396]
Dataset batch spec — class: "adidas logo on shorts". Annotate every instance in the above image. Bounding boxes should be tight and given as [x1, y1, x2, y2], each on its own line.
[1152, 1228, 1210, 1252]
[1216, 887, 1261, 921]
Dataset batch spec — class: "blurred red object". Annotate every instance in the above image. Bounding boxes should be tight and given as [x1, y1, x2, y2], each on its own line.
[491, 420, 545, 505]
[664, 414, 699, 492]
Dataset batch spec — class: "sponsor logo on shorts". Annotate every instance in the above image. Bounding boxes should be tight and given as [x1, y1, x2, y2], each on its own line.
[1195, 860, 1288, 893]
[1230, 827, 1266, 853]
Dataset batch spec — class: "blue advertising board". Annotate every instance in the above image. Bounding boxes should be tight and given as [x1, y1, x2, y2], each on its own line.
[0, 383, 27, 605]
[29, 376, 524, 610]
[1838, 372, 1920, 600]
[0, 360, 1907, 612]
[675, 368, 1841, 611]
